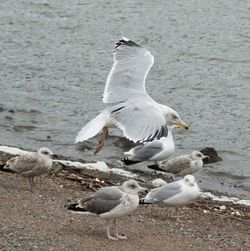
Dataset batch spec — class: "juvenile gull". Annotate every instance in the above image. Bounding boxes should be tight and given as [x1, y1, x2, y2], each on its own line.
[157, 151, 209, 176]
[141, 175, 200, 220]
[121, 125, 175, 165]
[75, 37, 189, 153]
[67, 180, 146, 240]
[4, 147, 53, 191]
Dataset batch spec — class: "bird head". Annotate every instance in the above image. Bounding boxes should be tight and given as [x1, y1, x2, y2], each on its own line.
[38, 147, 53, 157]
[191, 151, 209, 161]
[120, 180, 147, 195]
[183, 175, 197, 187]
[160, 105, 190, 130]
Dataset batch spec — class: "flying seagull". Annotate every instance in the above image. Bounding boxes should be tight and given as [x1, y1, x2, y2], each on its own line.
[67, 180, 146, 240]
[75, 37, 189, 153]
[4, 147, 53, 191]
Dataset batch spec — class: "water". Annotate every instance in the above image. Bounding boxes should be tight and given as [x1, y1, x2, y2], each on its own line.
[0, 0, 250, 198]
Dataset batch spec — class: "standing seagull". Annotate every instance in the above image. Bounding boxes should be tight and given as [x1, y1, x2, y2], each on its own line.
[67, 180, 146, 240]
[157, 151, 209, 176]
[121, 126, 175, 165]
[140, 175, 200, 220]
[4, 147, 53, 191]
[75, 37, 189, 153]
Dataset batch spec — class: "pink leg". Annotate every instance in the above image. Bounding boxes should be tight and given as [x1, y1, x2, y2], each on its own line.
[114, 219, 127, 240]
[171, 208, 184, 222]
[94, 127, 109, 154]
[106, 220, 118, 240]
[28, 177, 35, 192]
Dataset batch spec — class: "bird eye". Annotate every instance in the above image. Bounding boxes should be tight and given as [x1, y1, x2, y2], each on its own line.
[171, 114, 178, 120]
[129, 184, 137, 189]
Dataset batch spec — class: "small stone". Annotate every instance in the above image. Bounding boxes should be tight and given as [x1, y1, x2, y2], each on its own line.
[235, 211, 241, 216]
[219, 205, 226, 210]
[203, 210, 208, 213]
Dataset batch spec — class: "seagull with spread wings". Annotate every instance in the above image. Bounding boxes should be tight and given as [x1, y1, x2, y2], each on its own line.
[75, 37, 189, 153]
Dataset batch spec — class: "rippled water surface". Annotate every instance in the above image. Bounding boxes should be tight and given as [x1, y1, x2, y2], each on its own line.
[0, 0, 250, 198]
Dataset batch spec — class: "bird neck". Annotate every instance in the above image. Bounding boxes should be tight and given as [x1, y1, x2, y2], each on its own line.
[160, 130, 173, 144]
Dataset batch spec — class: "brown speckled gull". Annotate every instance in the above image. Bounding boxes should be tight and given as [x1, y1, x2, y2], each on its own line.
[4, 147, 53, 191]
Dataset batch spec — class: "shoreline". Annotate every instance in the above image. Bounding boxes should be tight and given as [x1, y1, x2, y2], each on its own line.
[0, 145, 249, 250]
[0, 145, 249, 207]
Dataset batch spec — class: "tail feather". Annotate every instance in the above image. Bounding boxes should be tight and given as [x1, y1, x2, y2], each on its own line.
[121, 157, 141, 165]
[139, 198, 153, 205]
[66, 203, 88, 213]
[75, 112, 109, 143]
[147, 164, 162, 171]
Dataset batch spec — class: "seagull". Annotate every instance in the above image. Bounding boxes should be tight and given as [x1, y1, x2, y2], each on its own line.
[4, 147, 53, 191]
[75, 37, 189, 154]
[67, 180, 146, 240]
[121, 126, 175, 165]
[140, 175, 200, 220]
[157, 151, 209, 176]
[151, 178, 168, 188]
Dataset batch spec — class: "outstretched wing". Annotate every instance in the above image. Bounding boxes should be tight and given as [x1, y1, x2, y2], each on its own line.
[103, 37, 154, 104]
[110, 101, 168, 143]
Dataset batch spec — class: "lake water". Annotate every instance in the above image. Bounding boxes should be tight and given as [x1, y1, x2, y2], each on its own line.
[0, 0, 249, 199]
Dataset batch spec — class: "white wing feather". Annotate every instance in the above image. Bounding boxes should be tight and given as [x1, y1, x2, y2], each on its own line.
[103, 37, 154, 104]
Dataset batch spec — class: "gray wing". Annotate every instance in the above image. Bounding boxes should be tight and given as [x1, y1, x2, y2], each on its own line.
[126, 140, 163, 161]
[103, 37, 154, 104]
[159, 155, 192, 173]
[83, 186, 124, 214]
[145, 181, 182, 203]
[111, 101, 168, 143]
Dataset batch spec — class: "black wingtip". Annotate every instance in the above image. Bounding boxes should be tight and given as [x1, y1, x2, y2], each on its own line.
[114, 37, 141, 51]
[139, 198, 145, 204]
[121, 157, 141, 165]
[147, 164, 162, 171]
[66, 203, 88, 212]
[66, 203, 78, 210]
[139, 198, 152, 205]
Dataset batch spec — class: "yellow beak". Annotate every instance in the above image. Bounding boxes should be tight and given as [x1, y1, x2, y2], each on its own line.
[175, 121, 190, 130]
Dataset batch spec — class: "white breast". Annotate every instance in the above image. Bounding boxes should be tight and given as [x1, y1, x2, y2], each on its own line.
[100, 194, 139, 220]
